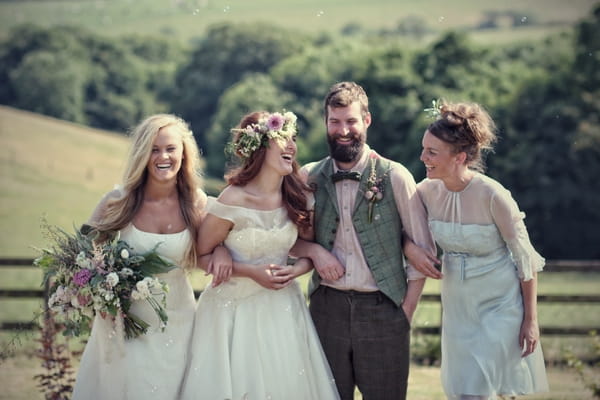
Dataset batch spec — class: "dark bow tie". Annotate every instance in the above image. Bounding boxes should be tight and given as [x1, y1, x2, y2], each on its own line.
[331, 170, 362, 183]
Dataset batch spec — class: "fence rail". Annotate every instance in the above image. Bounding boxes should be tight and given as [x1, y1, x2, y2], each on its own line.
[2, 258, 600, 335]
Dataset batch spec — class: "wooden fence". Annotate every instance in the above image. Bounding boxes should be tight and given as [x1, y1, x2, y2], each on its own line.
[1, 258, 599, 335]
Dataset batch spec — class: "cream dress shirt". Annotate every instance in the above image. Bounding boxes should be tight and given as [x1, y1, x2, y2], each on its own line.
[304, 145, 435, 292]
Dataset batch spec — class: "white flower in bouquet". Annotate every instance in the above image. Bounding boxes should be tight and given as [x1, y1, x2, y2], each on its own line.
[135, 280, 151, 298]
[76, 251, 93, 269]
[106, 272, 119, 288]
[131, 290, 142, 301]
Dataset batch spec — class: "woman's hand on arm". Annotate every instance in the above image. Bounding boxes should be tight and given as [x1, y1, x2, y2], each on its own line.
[234, 263, 293, 290]
[290, 239, 344, 281]
[196, 213, 234, 285]
[233, 256, 314, 290]
[402, 232, 442, 279]
[203, 245, 233, 287]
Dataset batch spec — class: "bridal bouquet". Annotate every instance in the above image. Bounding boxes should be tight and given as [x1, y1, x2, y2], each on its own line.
[35, 223, 175, 339]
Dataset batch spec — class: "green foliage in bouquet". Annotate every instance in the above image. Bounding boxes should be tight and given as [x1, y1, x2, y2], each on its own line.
[35, 222, 176, 339]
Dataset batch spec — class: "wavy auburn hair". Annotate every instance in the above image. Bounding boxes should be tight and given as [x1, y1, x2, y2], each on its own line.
[226, 111, 312, 232]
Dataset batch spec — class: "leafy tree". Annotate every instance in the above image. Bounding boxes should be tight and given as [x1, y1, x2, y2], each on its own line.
[10, 50, 87, 123]
[0, 24, 88, 106]
[491, 16, 600, 258]
[204, 73, 296, 177]
[79, 34, 160, 131]
[413, 31, 478, 89]
[172, 22, 309, 151]
[121, 34, 186, 103]
[353, 45, 424, 169]
[270, 40, 377, 162]
[0, 24, 181, 132]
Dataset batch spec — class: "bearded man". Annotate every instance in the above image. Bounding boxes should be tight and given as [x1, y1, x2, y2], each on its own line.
[292, 81, 440, 400]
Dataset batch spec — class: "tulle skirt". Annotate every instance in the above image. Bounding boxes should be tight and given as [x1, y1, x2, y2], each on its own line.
[180, 277, 340, 400]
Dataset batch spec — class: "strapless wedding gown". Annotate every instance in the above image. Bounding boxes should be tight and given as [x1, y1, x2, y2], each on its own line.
[72, 224, 196, 400]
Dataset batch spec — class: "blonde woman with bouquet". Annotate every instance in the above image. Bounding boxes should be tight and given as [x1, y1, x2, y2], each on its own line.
[72, 114, 213, 400]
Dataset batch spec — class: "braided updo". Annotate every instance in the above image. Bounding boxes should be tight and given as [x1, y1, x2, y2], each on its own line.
[427, 102, 497, 172]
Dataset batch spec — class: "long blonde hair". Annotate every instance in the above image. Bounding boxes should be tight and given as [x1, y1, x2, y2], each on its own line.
[95, 114, 205, 268]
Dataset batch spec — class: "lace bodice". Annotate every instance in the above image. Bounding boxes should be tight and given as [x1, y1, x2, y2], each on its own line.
[206, 197, 298, 266]
[418, 173, 544, 280]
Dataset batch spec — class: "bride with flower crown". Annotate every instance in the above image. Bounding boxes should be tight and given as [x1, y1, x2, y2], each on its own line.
[180, 111, 340, 400]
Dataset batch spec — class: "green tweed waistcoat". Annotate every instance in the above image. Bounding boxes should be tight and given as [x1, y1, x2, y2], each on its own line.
[307, 154, 407, 307]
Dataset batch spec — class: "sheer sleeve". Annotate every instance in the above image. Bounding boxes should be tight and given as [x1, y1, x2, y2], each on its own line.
[490, 188, 545, 281]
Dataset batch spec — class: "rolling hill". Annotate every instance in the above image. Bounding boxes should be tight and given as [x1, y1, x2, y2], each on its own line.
[0, 105, 129, 256]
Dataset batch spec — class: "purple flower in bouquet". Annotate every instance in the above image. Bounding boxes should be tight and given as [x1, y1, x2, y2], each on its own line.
[73, 269, 93, 286]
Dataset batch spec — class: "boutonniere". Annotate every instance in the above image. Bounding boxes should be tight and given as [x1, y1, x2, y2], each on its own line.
[364, 153, 390, 223]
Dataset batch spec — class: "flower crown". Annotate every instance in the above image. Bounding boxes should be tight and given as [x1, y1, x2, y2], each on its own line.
[230, 111, 298, 159]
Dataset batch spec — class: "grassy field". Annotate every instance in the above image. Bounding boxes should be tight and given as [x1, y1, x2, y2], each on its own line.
[0, 105, 129, 257]
[0, 353, 597, 400]
[0, 0, 597, 43]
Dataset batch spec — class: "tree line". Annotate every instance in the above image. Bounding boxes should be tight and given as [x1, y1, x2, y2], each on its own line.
[1, 5, 599, 259]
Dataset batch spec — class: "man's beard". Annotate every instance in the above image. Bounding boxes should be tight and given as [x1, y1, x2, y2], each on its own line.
[327, 134, 364, 163]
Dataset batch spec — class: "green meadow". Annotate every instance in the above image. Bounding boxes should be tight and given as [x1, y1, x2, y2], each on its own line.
[0, 0, 597, 43]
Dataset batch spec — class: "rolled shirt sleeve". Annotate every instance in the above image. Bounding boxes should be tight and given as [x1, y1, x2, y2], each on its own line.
[389, 163, 436, 280]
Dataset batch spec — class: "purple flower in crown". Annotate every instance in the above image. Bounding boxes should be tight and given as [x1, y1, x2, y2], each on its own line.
[229, 110, 297, 160]
[73, 269, 93, 286]
[266, 113, 284, 131]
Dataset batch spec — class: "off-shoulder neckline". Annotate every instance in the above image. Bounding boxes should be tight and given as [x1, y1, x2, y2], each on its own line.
[209, 197, 285, 213]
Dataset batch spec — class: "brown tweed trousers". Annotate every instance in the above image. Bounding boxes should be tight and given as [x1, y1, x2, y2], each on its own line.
[309, 285, 411, 400]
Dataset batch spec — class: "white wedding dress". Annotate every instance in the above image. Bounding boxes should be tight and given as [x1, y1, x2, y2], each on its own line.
[72, 224, 196, 400]
[180, 197, 339, 400]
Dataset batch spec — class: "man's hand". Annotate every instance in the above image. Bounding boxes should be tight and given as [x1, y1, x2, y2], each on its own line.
[310, 245, 345, 281]
[291, 239, 345, 281]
